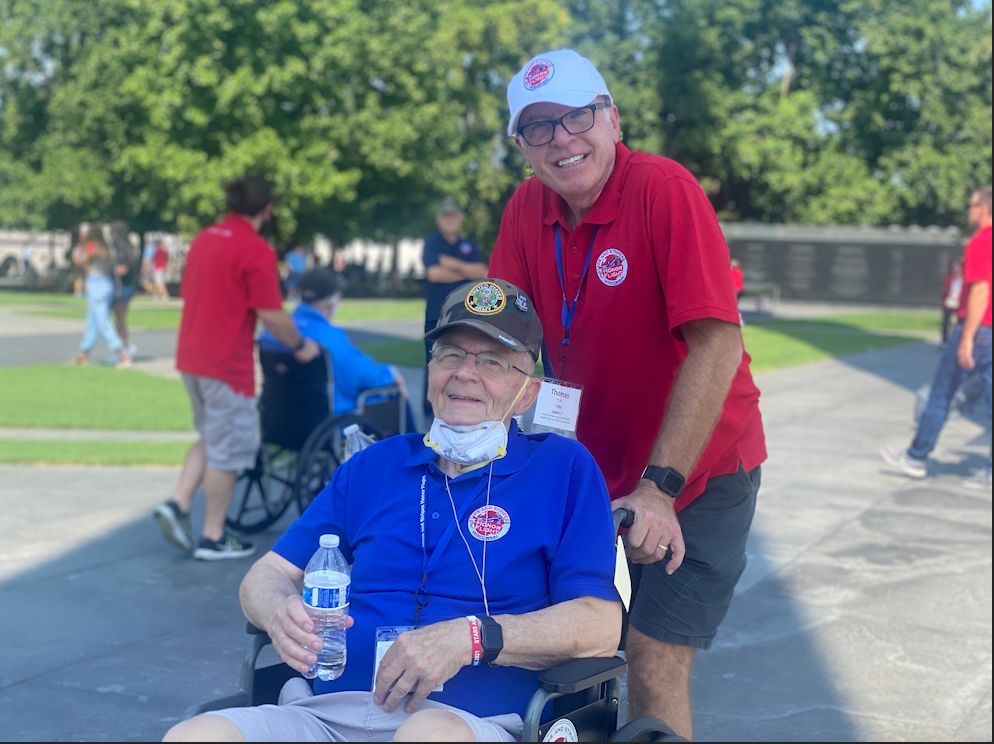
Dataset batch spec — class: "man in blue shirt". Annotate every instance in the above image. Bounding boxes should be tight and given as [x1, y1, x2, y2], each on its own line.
[258, 268, 409, 418]
[166, 279, 621, 742]
[421, 198, 488, 423]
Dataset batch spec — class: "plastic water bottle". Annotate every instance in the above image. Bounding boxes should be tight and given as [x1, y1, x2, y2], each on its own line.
[343, 423, 376, 462]
[302, 534, 351, 681]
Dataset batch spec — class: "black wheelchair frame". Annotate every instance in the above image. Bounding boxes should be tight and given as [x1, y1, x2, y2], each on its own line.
[184, 509, 684, 742]
[226, 347, 406, 534]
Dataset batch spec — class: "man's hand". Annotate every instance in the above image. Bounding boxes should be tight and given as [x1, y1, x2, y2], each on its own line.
[373, 619, 469, 713]
[614, 483, 685, 574]
[957, 335, 976, 371]
[293, 338, 320, 363]
[266, 595, 355, 676]
[114, 264, 128, 276]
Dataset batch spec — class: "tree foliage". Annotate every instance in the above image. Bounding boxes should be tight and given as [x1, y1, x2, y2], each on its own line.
[0, 0, 566, 245]
[1, 0, 991, 250]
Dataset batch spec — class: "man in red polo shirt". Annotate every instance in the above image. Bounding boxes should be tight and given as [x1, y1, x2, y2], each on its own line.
[489, 49, 766, 739]
[882, 186, 992, 490]
[154, 175, 319, 561]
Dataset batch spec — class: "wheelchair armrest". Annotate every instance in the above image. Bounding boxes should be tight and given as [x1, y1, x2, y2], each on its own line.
[355, 384, 400, 409]
[246, 622, 268, 637]
[539, 654, 627, 694]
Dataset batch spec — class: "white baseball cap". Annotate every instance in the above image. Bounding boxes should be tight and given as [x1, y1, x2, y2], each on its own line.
[506, 49, 612, 137]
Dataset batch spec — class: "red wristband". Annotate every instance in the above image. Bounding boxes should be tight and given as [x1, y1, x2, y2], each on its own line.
[466, 615, 482, 667]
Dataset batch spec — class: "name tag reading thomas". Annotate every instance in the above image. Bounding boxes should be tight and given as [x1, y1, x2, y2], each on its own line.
[532, 379, 583, 436]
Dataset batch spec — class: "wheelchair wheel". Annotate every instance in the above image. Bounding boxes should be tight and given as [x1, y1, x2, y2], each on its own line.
[226, 444, 299, 534]
[611, 716, 685, 741]
[294, 414, 385, 515]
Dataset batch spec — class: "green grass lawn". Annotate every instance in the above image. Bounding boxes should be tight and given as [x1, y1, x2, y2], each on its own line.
[0, 365, 193, 430]
[0, 308, 938, 465]
[0, 290, 426, 330]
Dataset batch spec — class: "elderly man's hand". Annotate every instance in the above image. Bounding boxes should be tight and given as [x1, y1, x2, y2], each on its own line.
[268, 594, 354, 676]
[614, 484, 686, 574]
[373, 619, 469, 713]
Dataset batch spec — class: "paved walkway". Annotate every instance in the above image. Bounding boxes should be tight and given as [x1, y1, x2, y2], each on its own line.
[0, 304, 990, 741]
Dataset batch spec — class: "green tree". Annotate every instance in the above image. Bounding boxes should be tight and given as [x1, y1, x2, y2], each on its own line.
[0, 0, 566, 252]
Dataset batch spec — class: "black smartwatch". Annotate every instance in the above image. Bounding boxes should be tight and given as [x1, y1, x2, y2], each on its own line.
[293, 336, 307, 352]
[478, 615, 504, 665]
[641, 465, 686, 498]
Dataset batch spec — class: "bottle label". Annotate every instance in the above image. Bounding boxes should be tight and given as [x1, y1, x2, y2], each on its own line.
[303, 583, 350, 610]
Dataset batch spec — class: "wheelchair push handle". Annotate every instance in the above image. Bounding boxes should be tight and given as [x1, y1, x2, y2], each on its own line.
[613, 506, 635, 532]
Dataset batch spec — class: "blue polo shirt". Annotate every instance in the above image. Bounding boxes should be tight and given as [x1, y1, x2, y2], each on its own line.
[258, 304, 395, 415]
[422, 231, 485, 323]
[272, 422, 620, 718]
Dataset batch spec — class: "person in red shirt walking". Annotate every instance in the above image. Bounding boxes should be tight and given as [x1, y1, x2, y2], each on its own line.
[154, 176, 319, 560]
[489, 49, 766, 739]
[882, 186, 993, 490]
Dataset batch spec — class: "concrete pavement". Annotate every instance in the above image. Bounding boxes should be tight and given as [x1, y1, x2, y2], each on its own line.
[0, 305, 991, 741]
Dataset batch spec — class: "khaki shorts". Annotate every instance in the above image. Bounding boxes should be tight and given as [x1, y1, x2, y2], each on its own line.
[210, 684, 521, 742]
[182, 373, 259, 471]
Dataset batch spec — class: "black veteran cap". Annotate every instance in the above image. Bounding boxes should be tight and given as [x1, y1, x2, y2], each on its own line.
[425, 279, 543, 359]
[298, 268, 344, 303]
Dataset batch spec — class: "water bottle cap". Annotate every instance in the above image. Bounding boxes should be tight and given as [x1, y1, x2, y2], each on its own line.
[343, 423, 360, 436]
[319, 534, 340, 548]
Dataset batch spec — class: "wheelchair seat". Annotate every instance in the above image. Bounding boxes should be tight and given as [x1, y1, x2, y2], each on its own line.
[226, 346, 406, 534]
[185, 509, 684, 742]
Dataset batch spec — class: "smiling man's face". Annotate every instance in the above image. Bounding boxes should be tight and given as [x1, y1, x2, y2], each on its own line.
[515, 98, 620, 223]
[427, 327, 536, 426]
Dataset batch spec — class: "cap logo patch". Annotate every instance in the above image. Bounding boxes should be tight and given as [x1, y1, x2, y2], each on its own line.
[523, 59, 554, 90]
[468, 505, 511, 541]
[595, 248, 628, 287]
[465, 282, 506, 315]
[515, 294, 529, 312]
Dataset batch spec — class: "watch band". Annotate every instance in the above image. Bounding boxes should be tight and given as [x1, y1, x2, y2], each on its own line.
[294, 336, 307, 352]
[477, 614, 504, 665]
[641, 465, 686, 498]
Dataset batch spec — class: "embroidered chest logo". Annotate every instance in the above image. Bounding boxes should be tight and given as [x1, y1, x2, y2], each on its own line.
[459, 241, 473, 256]
[523, 59, 554, 90]
[465, 281, 506, 315]
[468, 505, 511, 541]
[595, 248, 628, 287]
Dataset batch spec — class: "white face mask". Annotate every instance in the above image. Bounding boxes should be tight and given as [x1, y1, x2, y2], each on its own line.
[423, 376, 530, 471]
[424, 418, 508, 468]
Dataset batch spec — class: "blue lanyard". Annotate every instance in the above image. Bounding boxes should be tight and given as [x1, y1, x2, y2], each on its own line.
[554, 225, 599, 345]
[413, 467, 491, 626]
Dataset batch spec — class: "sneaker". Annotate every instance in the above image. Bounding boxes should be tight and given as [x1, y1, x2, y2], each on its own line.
[962, 469, 992, 492]
[125, 343, 138, 357]
[193, 532, 255, 561]
[154, 501, 193, 552]
[880, 445, 927, 479]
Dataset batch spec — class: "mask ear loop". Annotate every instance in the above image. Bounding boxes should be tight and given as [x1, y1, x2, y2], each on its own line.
[455, 374, 532, 474]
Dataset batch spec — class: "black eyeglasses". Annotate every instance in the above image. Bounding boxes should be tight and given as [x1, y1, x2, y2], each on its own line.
[516, 102, 611, 147]
[431, 344, 531, 378]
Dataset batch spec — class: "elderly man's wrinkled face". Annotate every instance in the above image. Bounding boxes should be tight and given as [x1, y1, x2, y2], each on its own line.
[515, 98, 620, 218]
[427, 327, 538, 426]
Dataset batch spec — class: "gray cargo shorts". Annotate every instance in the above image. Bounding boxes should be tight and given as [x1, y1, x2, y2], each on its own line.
[210, 685, 520, 742]
[181, 373, 259, 471]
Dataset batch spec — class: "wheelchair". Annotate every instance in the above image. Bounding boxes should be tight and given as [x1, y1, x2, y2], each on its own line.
[183, 509, 684, 742]
[226, 347, 407, 534]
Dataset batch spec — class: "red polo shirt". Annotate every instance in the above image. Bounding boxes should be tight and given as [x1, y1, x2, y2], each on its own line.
[490, 142, 766, 509]
[959, 225, 992, 326]
[176, 214, 283, 396]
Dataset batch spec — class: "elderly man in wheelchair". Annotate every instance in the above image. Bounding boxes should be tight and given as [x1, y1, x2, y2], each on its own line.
[164, 279, 629, 742]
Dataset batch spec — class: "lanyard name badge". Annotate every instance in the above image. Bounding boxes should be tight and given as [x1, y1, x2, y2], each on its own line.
[539, 224, 597, 438]
[531, 378, 582, 439]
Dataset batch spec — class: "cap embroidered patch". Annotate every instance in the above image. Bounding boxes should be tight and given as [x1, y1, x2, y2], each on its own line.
[468, 505, 511, 541]
[515, 294, 529, 312]
[465, 282, 506, 315]
[595, 248, 628, 287]
[523, 59, 554, 90]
